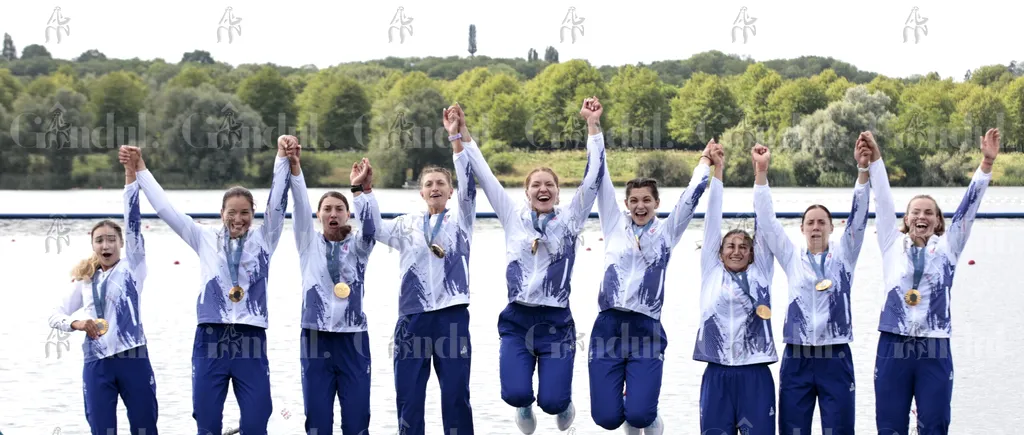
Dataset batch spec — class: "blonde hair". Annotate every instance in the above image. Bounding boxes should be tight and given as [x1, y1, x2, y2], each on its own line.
[524, 167, 559, 189]
[419, 166, 453, 186]
[70, 220, 123, 282]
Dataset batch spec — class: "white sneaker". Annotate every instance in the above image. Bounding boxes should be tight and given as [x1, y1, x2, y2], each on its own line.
[643, 414, 664, 435]
[515, 406, 537, 435]
[556, 402, 575, 431]
[622, 421, 642, 435]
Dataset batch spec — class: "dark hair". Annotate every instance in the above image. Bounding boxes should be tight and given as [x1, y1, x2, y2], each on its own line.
[800, 204, 833, 226]
[719, 229, 755, 265]
[221, 186, 255, 212]
[317, 191, 350, 212]
[900, 195, 946, 236]
[419, 166, 453, 187]
[625, 178, 660, 201]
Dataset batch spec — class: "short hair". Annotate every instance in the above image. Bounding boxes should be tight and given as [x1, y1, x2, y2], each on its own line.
[625, 178, 660, 201]
[900, 195, 946, 236]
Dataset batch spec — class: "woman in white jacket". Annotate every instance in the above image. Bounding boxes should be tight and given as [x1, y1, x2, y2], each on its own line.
[48, 146, 158, 434]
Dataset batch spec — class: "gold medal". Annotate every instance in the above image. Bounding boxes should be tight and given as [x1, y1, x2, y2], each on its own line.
[815, 279, 833, 291]
[334, 282, 351, 299]
[430, 244, 446, 258]
[229, 286, 244, 302]
[756, 305, 771, 320]
[904, 289, 920, 306]
[95, 319, 109, 336]
[531, 238, 540, 255]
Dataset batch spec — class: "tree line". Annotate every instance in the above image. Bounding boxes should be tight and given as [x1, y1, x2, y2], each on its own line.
[1, 32, 1022, 189]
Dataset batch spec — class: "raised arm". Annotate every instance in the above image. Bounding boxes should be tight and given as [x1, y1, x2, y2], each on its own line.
[752, 144, 796, 271]
[119, 146, 146, 280]
[701, 142, 726, 274]
[258, 138, 293, 253]
[289, 163, 318, 254]
[664, 148, 712, 247]
[460, 140, 517, 228]
[351, 158, 378, 257]
[596, 147, 623, 237]
[863, 132, 900, 252]
[946, 128, 998, 257]
[446, 105, 477, 236]
[129, 147, 202, 253]
[566, 97, 606, 234]
[839, 143, 872, 265]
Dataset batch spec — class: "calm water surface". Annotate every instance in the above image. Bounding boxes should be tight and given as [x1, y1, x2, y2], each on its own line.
[1, 187, 1022, 434]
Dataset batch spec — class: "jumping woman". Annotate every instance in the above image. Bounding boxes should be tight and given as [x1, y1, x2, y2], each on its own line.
[125, 137, 292, 435]
[286, 135, 379, 435]
[694, 142, 778, 435]
[867, 128, 999, 435]
[48, 146, 158, 435]
[455, 98, 605, 434]
[365, 110, 477, 435]
[589, 137, 716, 435]
[753, 138, 871, 435]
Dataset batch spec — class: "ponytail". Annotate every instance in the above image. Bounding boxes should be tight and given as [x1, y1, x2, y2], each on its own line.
[71, 254, 101, 282]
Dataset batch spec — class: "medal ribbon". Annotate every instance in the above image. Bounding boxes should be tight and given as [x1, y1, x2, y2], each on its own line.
[728, 270, 755, 302]
[910, 246, 926, 290]
[224, 228, 247, 288]
[325, 237, 342, 284]
[90, 268, 110, 319]
[806, 249, 829, 283]
[632, 220, 654, 249]
[423, 209, 448, 246]
[531, 211, 554, 235]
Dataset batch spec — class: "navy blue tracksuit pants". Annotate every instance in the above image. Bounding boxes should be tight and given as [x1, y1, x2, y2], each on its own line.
[588, 309, 666, 431]
[875, 331, 953, 435]
[192, 323, 272, 435]
[301, 329, 371, 435]
[779, 343, 855, 435]
[700, 363, 776, 435]
[497, 302, 576, 416]
[83, 345, 159, 435]
[393, 304, 474, 435]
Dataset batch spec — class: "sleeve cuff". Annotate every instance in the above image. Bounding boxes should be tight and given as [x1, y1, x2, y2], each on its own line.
[753, 182, 770, 191]
[974, 166, 993, 181]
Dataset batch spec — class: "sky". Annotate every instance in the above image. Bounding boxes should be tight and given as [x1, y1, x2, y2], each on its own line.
[1, 0, 1020, 81]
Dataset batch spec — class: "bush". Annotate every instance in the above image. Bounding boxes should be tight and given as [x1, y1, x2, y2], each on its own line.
[489, 152, 516, 175]
[636, 151, 692, 186]
[999, 162, 1024, 185]
[920, 151, 972, 186]
[480, 139, 511, 160]
[791, 151, 819, 187]
[817, 171, 855, 187]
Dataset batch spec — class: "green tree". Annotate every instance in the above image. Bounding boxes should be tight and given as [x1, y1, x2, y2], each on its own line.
[866, 75, 905, 114]
[970, 64, 1013, 89]
[667, 72, 742, 146]
[1002, 77, 1024, 151]
[948, 85, 1007, 149]
[21, 44, 51, 60]
[147, 84, 264, 187]
[782, 86, 894, 185]
[297, 71, 372, 150]
[1, 33, 16, 60]
[76, 49, 107, 62]
[735, 64, 783, 130]
[765, 77, 828, 129]
[468, 25, 477, 57]
[369, 74, 450, 187]
[25, 72, 76, 97]
[168, 65, 214, 88]
[0, 68, 23, 111]
[11, 88, 95, 187]
[88, 71, 148, 144]
[523, 60, 605, 147]
[180, 50, 215, 65]
[544, 46, 559, 63]
[237, 66, 297, 136]
[607, 65, 670, 148]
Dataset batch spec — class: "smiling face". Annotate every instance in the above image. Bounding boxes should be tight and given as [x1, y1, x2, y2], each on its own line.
[625, 185, 660, 226]
[902, 196, 945, 241]
[720, 231, 753, 272]
[221, 195, 253, 238]
[525, 169, 559, 214]
[420, 171, 453, 212]
[91, 223, 123, 270]
[317, 193, 350, 238]
[801, 206, 834, 252]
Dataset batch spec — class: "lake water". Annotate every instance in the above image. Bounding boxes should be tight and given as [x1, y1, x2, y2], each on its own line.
[1, 186, 1023, 434]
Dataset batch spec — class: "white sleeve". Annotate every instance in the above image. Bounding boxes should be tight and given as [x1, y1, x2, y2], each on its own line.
[945, 167, 992, 258]
[48, 282, 84, 332]
[257, 156, 292, 254]
[462, 139, 518, 228]
[664, 163, 711, 247]
[123, 181, 147, 283]
[565, 133, 607, 234]
[753, 183, 797, 273]
[701, 177, 724, 276]
[869, 159, 901, 253]
[135, 170, 202, 253]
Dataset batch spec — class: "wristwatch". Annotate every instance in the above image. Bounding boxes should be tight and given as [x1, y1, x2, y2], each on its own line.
[350, 184, 364, 193]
